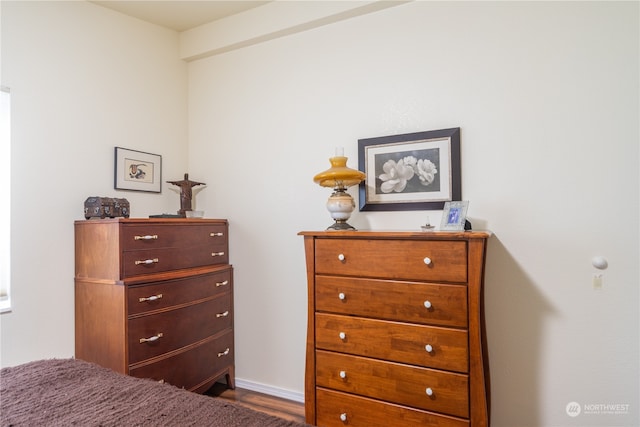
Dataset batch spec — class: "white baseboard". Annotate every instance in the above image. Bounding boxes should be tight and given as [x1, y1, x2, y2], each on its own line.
[235, 378, 305, 403]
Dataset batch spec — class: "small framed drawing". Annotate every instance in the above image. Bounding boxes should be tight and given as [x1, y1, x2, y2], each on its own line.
[440, 201, 469, 231]
[114, 147, 162, 193]
[358, 128, 461, 211]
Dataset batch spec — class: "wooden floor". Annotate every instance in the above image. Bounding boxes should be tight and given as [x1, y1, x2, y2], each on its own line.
[206, 382, 306, 424]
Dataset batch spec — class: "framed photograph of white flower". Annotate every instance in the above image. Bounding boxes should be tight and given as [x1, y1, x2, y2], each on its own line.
[358, 128, 461, 211]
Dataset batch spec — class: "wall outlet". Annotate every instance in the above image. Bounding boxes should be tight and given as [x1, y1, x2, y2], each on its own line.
[593, 274, 603, 289]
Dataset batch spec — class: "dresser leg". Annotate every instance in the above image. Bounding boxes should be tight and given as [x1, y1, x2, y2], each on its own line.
[226, 366, 236, 389]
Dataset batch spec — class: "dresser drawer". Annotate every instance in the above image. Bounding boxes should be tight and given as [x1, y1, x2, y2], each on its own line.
[120, 223, 228, 251]
[315, 239, 467, 282]
[127, 268, 232, 316]
[316, 313, 468, 373]
[128, 294, 232, 364]
[316, 351, 469, 418]
[122, 245, 228, 277]
[316, 276, 467, 328]
[129, 330, 234, 391]
[316, 388, 469, 427]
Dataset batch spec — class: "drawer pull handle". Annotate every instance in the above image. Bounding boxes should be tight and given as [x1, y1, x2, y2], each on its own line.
[210, 232, 224, 237]
[425, 344, 433, 353]
[218, 348, 230, 357]
[216, 310, 230, 318]
[139, 294, 163, 302]
[423, 257, 432, 265]
[135, 258, 159, 265]
[338, 292, 346, 300]
[339, 370, 346, 379]
[337, 253, 345, 261]
[426, 387, 434, 396]
[211, 252, 225, 257]
[134, 234, 158, 240]
[339, 332, 346, 340]
[340, 413, 347, 422]
[216, 280, 229, 287]
[424, 300, 432, 309]
[139, 332, 163, 343]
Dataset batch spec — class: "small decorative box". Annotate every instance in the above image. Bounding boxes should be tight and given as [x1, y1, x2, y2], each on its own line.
[84, 197, 130, 219]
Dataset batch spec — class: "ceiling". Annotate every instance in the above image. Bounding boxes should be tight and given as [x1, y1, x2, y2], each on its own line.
[89, 1, 270, 32]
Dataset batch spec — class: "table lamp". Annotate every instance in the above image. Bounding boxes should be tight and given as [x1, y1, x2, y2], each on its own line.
[313, 148, 366, 230]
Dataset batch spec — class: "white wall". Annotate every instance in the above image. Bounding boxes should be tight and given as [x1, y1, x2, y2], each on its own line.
[187, 2, 638, 427]
[0, 1, 188, 365]
[1, 1, 638, 427]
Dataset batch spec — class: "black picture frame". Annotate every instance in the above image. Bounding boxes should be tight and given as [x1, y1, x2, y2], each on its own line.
[114, 147, 162, 193]
[358, 128, 461, 211]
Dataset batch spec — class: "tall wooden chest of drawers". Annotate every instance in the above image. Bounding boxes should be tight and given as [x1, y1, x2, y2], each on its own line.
[299, 231, 491, 427]
[75, 218, 234, 393]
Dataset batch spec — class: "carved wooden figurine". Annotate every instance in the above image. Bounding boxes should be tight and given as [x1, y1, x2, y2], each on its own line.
[167, 173, 205, 216]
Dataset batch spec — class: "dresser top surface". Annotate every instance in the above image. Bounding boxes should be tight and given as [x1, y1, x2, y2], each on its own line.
[298, 230, 491, 240]
[75, 218, 228, 225]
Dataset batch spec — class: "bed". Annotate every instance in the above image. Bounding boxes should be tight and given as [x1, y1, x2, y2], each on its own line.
[0, 358, 309, 427]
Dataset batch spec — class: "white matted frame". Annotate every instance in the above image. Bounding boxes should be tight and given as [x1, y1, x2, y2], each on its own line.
[440, 201, 469, 231]
[358, 128, 461, 211]
[114, 147, 162, 193]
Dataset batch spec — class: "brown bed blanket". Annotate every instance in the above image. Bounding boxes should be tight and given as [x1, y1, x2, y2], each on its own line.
[0, 358, 308, 427]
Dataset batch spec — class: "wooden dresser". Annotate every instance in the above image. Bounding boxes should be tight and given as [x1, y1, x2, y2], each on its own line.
[75, 218, 234, 393]
[299, 230, 491, 427]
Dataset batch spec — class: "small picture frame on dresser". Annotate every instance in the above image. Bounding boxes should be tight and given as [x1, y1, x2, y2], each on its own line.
[440, 201, 469, 231]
